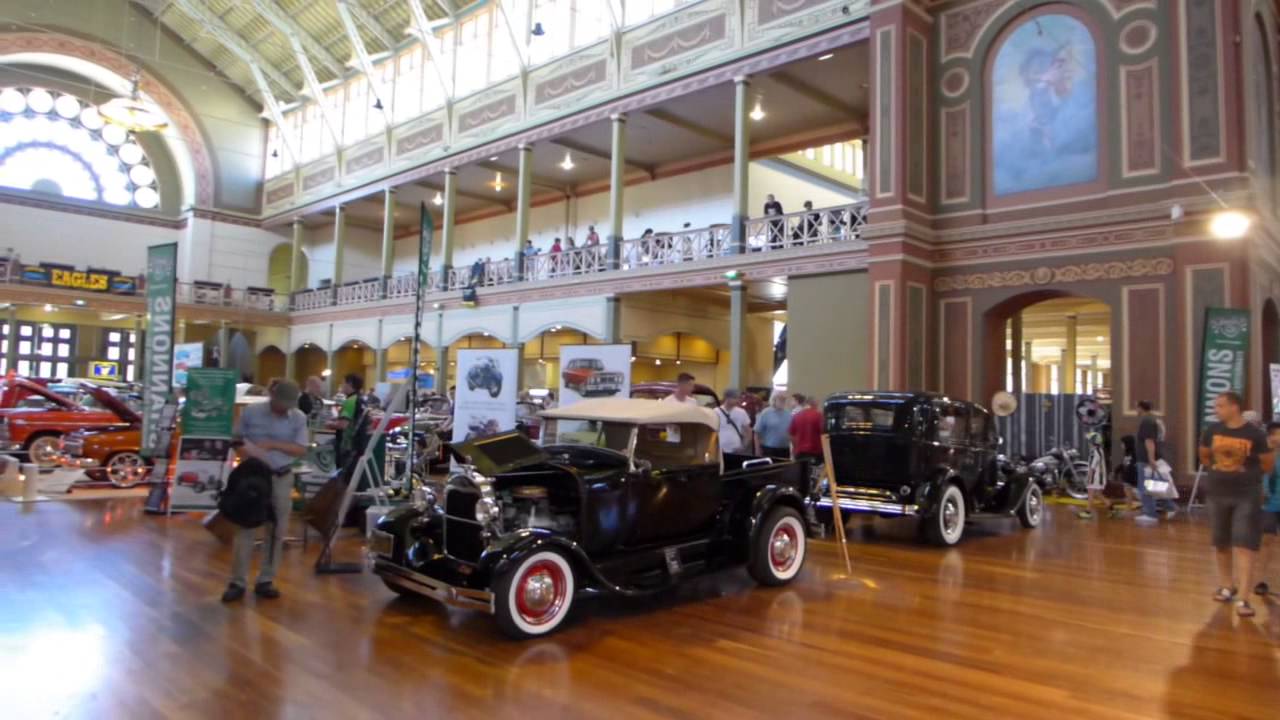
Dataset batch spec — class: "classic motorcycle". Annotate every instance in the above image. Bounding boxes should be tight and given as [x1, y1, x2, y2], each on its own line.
[1028, 445, 1090, 500]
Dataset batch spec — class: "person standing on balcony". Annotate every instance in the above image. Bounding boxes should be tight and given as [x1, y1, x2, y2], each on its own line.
[585, 226, 600, 245]
[469, 257, 486, 288]
[550, 237, 563, 253]
[523, 240, 539, 257]
[763, 194, 784, 248]
[549, 237, 563, 277]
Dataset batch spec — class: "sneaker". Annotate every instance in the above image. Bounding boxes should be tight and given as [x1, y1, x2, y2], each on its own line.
[254, 581, 281, 599]
[1134, 514, 1159, 526]
[1237, 600, 1256, 618]
[1213, 586, 1238, 602]
[1255, 582, 1270, 597]
[221, 584, 245, 603]
[1077, 510, 1095, 520]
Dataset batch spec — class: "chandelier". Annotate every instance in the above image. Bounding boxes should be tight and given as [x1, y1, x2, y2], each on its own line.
[99, 71, 167, 133]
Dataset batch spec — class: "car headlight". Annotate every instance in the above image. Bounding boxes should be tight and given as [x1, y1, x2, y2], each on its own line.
[474, 497, 499, 524]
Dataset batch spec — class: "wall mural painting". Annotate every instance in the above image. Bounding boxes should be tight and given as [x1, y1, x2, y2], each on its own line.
[992, 14, 1099, 196]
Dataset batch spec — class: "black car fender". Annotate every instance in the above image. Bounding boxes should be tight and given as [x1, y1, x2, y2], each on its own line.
[480, 528, 660, 598]
[916, 469, 964, 516]
[375, 504, 435, 563]
[744, 484, 808, 542]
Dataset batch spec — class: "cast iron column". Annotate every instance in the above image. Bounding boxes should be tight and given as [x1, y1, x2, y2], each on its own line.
[607, 113, 627, 270]
[332, 204, 347, 289]
[729, 281, 746, 389]
[514, 144, 533, 281]
[730, 76, 751, 254]
[380, 188, 396, 292]
[439, 169, 457, 288]
[289, 218, 305, 292]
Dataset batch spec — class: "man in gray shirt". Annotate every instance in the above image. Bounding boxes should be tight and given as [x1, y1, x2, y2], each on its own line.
[222, 380, 309, 603]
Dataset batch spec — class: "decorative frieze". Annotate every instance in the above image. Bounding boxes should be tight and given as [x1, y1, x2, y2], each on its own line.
[933, 257, 1174, 292]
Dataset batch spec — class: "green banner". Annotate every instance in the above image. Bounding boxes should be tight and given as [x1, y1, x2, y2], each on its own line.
[142, 243, 178, 457]
[1196, 307, 1251, 437]
[181, 368, 238, 437]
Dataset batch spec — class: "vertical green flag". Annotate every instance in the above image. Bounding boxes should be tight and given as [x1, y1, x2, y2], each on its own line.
[142, 243, 178, 457]
[1196, 307, 1251, 438]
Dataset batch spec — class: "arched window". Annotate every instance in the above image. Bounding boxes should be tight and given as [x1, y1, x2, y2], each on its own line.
[0, 86, 160, 209]
[990, 13, 1099, 196]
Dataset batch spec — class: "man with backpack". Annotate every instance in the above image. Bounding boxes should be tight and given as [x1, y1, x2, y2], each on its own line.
[221, 380, 309, 603]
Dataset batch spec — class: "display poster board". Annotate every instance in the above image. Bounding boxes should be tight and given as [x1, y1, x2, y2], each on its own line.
[558, 344, 632, 406]
[141, 243, 177, 458]
[170, 368, 238, 511]
[169, 437, 234, 511]
[173, 342, 204, 388]
[1270, 363, 1280, 420]
[451, 348, 519, 447]
[1196, 307, 1250, 438]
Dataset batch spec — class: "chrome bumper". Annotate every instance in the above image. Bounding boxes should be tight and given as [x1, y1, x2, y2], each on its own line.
[373, 557, 494, 613]
[815, 498, 920, 517]
[0, 441, 22, 452]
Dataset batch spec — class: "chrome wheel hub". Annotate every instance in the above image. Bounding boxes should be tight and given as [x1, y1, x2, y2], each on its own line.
[943, 497, 961, 535]
[521, 571, 556, 615]
[770, 528, 797, 571]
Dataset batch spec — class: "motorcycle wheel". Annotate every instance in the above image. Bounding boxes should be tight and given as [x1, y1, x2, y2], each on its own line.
[1060, 462, 1090, 500]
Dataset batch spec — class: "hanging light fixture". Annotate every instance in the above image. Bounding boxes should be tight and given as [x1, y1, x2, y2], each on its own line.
[491, 171, 505, 192]
[559, 151, 575, 171]
[99, 70, 168, 132]
[749, 97, 766, 122]
[531, 22, 546, 36]
[432, 191, 444, 206]
[372, 96, 384, 111]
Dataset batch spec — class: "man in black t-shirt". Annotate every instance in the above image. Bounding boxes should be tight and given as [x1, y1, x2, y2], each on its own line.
[1198, 391, 1274, 618]
[1135, 400, 1174, 524]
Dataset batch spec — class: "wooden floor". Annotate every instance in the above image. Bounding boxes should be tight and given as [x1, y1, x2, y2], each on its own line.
[2, 500, 1278, 720]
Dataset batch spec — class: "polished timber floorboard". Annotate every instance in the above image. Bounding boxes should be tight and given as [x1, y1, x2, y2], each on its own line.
[2, 499, 1279, 720]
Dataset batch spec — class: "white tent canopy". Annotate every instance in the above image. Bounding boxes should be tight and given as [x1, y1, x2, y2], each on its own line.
[540, 398, 718, 432]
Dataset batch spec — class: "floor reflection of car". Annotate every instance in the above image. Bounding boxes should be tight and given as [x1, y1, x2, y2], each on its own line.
[371, 398, 812, 639]
[817, 391, 1043, 546]
[0, 378, 139, 468]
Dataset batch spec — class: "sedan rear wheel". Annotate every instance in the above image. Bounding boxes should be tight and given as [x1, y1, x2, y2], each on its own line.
[1018, 483, 1044, 529]
[27, 434, 62, 467]
[924, 483, 966, 546]
[106, 452, 150, 488]
[494, 549, 576, 639]
[749, 506, 808, 586]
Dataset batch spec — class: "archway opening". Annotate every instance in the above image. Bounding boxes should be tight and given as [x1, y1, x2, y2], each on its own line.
[268, 244, 305, 296]
[385, 336, 437, 392]
[332, 340, 374, 388]
[1263, 298, 1280, 420]
[632, 332, 725, 392]
[522, 326, 599, 393]
[256, 344, 286, 385]
[292, 344, 327, 386]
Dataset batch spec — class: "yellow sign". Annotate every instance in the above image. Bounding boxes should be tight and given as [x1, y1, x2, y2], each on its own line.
[90, 361, 119, 379]
[50, 268, 110, 291]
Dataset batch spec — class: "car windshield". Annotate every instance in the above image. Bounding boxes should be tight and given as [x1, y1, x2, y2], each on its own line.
[837, 401, 908, 432]
[634, 423, 714, 469]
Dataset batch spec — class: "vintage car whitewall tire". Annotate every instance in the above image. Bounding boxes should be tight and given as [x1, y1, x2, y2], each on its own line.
[1017, 483, 1044, 529]
[494, 549, 576, 639]
[749, 506, 807, 586]
[925, 483, 967, 546]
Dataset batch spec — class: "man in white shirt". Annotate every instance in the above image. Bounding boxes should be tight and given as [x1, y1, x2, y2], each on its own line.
[663, 372, 701, 406]
[716, 388, 754, 455]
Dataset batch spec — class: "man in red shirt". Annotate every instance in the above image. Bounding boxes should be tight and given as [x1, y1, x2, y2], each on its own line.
[789, 394, 824, 462]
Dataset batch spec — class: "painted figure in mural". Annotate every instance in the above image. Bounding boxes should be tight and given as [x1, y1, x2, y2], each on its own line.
[1019, 31, 1081, 152]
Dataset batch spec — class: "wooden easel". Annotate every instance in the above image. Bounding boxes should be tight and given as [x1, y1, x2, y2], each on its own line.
[821, 434, 852, 574]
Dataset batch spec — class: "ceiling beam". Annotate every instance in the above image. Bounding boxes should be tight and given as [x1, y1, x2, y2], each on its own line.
[342, 0, 398, 52]
[760, 71, 858, 116]
[169, 0, 298, 101]
[643, 108, 732, 145]
[548, 138, 655, 179]
[493, 0, 529, 71]
[406, 0, 455, 99]
[248, 65, 298, 165]
[415, 181, 513, 210]
[248, 0, 345, 80]
[335, 0, 394, 124]
[141, 0, 265, 101]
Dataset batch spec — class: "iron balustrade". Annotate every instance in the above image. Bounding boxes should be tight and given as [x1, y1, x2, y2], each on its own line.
[335, 278, 384, 306]
[618, 226, 732, 269]
[448, 258, 517, 290]
[523, 246, 608, 280]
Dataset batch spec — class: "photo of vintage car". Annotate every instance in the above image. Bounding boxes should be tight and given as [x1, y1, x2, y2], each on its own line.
[466, 356, 504, 398]
[371, 398, 812, 639]
[0, 379, 140, 468]
[816, 391, 1043, 546]
[561, 358, 624, 397]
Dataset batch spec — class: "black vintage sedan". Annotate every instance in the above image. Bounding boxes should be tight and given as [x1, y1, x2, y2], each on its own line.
[816, 391, 1042, 545]
[371, 398, 812, 638]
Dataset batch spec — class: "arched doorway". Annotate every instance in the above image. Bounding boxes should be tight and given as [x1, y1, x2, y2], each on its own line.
[332, 340, 374, 387]
[1262, 298, 1280, 420]
[256, 345, 286, 384]
[292, 344, 327, 385]
[384, 336, 437, 392]
[268, 243, 305, 296]
[523, 326, 597, 391]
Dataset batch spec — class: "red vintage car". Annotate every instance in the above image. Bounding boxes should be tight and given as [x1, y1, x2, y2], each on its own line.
[561, 358, 625, 396]
[0, 378, 139, 467]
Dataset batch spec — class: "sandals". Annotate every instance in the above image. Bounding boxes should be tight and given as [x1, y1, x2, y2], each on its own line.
[1213, 586, 1237, 602]
[1237, 600, 1256, 618]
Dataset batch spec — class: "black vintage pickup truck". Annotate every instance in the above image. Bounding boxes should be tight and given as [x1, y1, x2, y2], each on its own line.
[371, 398, 812, 638]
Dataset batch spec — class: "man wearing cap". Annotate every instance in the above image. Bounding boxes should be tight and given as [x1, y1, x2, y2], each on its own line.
[222, 380, 310, 603]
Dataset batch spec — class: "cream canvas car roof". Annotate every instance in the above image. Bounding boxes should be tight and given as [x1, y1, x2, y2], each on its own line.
[541, 398, 718, 431]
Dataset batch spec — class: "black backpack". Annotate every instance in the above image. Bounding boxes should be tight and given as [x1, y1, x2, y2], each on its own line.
[217, 458, 275, 529]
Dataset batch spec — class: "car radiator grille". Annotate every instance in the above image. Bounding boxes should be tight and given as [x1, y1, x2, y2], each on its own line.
[443, 486, 484, 564]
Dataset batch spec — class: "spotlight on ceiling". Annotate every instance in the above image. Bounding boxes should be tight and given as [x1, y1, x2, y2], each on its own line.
[432, 191, 443, 206]
[749, 97, 765, 122]
[818, 53, 835, 61]
[1209, 209, 1251, 240]
[43, 303, 54, 312]
[559, 151, 574, 171]
[531, 22, 545, 36]
[372, 97, 384, 111]
[491, 172, 505, 192]
[73, 299, 87, 307]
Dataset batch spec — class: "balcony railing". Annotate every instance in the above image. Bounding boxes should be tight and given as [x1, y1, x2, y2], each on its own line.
[287, 200, 868, 311]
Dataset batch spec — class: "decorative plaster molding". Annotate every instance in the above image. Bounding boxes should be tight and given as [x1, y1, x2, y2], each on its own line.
[933, 257, 1174, 292]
